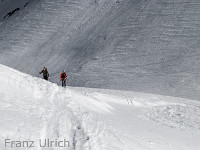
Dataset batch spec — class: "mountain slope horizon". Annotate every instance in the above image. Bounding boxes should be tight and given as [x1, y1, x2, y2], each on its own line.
[1, 0, 200, 100]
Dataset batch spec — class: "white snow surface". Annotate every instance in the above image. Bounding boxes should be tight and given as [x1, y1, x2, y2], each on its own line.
[1, 0, 200, 100]
[0, 64, 200, 150]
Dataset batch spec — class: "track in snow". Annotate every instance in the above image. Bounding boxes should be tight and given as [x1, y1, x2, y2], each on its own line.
[0, 64, 123, 150]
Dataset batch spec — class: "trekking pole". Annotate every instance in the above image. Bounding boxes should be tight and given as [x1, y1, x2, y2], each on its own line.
[66, 78, 69, 84]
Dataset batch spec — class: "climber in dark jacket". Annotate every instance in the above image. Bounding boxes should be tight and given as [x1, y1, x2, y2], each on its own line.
[39, 67, 49, 80]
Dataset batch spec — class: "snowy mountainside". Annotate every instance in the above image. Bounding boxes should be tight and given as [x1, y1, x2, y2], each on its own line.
[1, 0, 200, 100]
[0, 64, 200, 150]
[0, 0, 34, 21]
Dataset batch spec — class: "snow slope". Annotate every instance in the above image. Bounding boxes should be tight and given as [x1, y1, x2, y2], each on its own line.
[1, 64, 200, 150]
[0, 0, 34, 21]
[1, 0, 200, 100]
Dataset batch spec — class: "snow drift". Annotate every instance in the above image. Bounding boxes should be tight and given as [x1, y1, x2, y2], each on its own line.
[0, 64, 200, 150]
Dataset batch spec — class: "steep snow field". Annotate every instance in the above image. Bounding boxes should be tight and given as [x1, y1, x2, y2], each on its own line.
[1, 0, 200, 100]
[1, 64, 200, 150]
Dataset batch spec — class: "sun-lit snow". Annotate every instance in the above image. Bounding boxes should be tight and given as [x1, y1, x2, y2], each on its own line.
[1, 0, 200, 149]
[0, 64, 200, 150]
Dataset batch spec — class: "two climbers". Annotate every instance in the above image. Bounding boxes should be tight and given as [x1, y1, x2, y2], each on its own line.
[39, 67, 67, 87]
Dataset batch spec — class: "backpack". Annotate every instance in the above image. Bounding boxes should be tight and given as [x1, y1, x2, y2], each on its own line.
[62, 72, 66, 79]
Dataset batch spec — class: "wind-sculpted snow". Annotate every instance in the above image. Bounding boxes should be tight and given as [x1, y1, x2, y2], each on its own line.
[0, 64, 200, 150]
[148, 104, 200, 132]
[0, 64, 122, 150]
[1, 0, 200, 100]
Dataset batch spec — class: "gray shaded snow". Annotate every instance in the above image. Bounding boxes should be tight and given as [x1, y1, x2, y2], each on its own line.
[1, 0, 200, 100]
